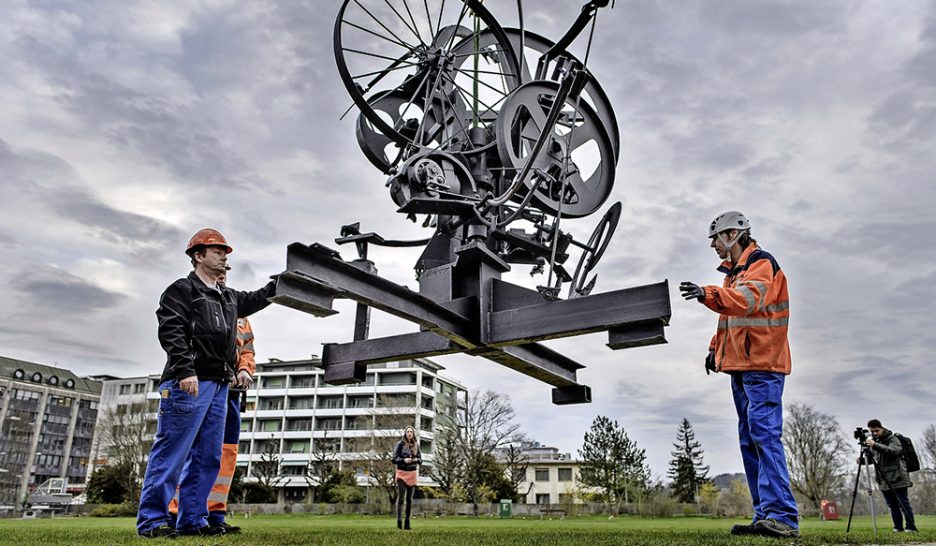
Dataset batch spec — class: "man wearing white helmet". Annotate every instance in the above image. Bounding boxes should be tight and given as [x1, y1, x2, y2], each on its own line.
[680, 212, 799, 539]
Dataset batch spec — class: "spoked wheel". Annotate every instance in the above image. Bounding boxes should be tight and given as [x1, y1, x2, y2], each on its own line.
[495, 80, 616, 219]
[336, 0, 522, 158]
[498, 28, 620, 161]
[569, 201, 621, 298]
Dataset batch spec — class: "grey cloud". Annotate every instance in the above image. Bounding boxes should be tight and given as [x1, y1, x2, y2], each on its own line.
[1, 138, 186, 250]
[12, 34, 267, 192]
[0, 231, 15, 245]
[11, 265, 127, 314]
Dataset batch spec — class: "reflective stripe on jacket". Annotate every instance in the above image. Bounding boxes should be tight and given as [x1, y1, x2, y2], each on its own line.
[236, 318, 256, 376]
[703, 244, 791, 374]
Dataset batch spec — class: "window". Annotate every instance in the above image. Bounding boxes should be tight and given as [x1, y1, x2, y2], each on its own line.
[260, 398, 284, 411]
[258, 420, 282, 432]
[379, 372, 416, 385]
[133, 383, 145, 394]
[317, 418, 342, 431]
[421, 396, 433, 410]
[119, 384, 131, 395]
[263, 376, 286, 389]
[536, 494, 551, 505]
[286, 419, 313, 431]
[317, 396, 343, 409]
[240, 421, 251, 432]
[421, 376, 434, 389]
[238, 441, 250, 454]
[535, 468, 550, 482]
[558, 468, 573, 482]
[288, 397, 314, 410]
[290, 376, 315, 388]
[421, 417, 433, 431]
[281, 465, 305, 476]
[346, 396, 373, 409]
[286, 440, 309, 453]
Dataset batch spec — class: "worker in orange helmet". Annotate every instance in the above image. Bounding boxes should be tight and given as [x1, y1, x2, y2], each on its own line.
[167, 265, 255, 534]
[137, 229, 276, 538]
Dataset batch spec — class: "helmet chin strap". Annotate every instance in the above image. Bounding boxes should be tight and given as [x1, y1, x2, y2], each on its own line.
[718, 231, 741, 262]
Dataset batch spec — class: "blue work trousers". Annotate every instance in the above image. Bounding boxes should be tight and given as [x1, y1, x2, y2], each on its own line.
[137, 379, 228, 534]
[731, 371, 799, 528]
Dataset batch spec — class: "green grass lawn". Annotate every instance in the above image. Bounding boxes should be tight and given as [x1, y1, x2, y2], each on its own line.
[0, 514, 933, 545]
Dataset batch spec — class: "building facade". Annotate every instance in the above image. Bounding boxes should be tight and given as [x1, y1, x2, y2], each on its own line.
[88, 375, 158, 477]
[0, 356, 102, 507]
[239, 358, 466, 502]
[515, 442, 589, 505]
[93, 356, 466, 503]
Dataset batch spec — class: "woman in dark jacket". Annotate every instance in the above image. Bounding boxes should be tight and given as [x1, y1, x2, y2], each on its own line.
[392, 426, 421, 530]
[864, 419, 917, 533]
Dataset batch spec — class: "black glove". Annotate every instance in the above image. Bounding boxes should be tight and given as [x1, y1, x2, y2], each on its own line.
[680, 281, 705, 302]
[704, 350, 716, 375]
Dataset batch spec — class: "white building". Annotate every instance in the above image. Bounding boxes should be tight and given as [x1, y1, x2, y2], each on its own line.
[92, 356, 466, 503]
[515, 442, 591, 505]
[240, 357, 466, 503]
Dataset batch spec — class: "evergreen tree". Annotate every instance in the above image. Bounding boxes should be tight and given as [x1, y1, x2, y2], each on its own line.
[578, 415, 651, 509]
[667, 418, 710, 502]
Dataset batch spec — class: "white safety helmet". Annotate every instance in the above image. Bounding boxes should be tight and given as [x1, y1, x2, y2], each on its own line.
[709, 211, 751, 238]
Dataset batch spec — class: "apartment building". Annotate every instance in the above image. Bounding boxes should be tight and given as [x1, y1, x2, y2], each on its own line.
[88, 375, 159, 477]
[0, 356, 102, 507]
[92, 356, 466, 503]
[239, 357, 466, 502]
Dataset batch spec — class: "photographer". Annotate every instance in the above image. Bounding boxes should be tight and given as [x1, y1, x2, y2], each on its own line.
[860, 419, 918, 533]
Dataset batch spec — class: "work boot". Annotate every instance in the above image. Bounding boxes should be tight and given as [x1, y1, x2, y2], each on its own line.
[729, 521, 760, 535]
[178, 525, 225, 536]
[404, 520, 411, 530]
[397, 519, 402, 530]
[139, 525, 177, 539]
[754, 518, 800, 538]
[209, 522, 241, 534]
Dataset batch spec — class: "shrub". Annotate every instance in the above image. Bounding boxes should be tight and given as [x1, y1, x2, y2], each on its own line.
[90, 503, 137, 517]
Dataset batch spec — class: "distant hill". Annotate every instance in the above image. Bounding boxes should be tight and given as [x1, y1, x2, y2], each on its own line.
[711, 473, 746, 490]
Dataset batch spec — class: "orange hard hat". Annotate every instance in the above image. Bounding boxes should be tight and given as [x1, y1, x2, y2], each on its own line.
[185, 228, 233, 255]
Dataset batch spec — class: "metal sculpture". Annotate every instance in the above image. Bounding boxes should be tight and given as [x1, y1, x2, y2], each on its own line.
[272, 0, 671, 404]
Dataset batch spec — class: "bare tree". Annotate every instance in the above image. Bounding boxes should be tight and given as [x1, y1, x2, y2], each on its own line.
[304, 432, 337, 502]
[455, 390, 521, 516]
[252, 435, 285, 492]
[96, 403, 153, 502]
[502, 441, 529, 499]
[366, 395, 417, 506]
[782, 403, 849, 510]
[921, 424, 936, 468]
[428, 426, 462, 496]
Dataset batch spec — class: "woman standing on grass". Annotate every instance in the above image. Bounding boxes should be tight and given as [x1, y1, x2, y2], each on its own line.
[392, 426, 422, 530]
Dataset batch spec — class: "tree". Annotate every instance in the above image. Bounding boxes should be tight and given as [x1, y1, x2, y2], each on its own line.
[455, 390, 522, 516]
[364, 395, 418, 506]
[95, 404, 153, 503]
[578, 415, 651, 511]
[86, 461, 133, 504]
[251, 435, 285, 501]
[667, 418, 710, 502]
[501, 442, 530, 502]
[782, 403, 849, 510]
[921, 424, 936, 468]
[304, 433, 337, 502]
[428, 426, 462, 497]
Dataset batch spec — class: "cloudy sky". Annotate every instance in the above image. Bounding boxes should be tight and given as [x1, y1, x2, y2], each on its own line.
[2, 0, 935, 480]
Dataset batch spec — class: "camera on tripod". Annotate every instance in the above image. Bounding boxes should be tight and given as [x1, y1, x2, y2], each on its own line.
[854, 427, 870, 444]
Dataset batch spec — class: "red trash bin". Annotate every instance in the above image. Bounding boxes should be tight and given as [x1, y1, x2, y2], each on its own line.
[820, 499, 840, 520]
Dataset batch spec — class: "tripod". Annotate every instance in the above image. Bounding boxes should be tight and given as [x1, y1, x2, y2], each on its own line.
[845, 446, 878, 538]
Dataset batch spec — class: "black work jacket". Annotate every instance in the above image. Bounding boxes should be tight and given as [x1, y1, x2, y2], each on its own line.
[868, 429, 912, 490]
[392, 441, 422, 471]
[157, 272, 275, 383]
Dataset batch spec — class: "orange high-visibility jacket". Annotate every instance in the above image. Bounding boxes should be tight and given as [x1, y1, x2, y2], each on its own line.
[703, 244, 791, 374]
[236, 318, 255, 375]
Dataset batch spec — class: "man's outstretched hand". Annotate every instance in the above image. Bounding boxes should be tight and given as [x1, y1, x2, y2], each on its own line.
[680, 281, 705, 302]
